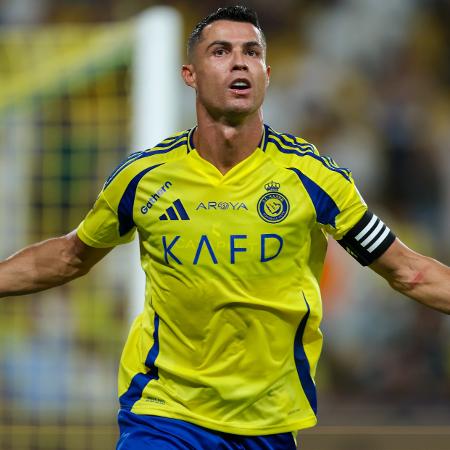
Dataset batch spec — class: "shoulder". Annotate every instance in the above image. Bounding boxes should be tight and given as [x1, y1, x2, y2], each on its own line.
[263, 125, 352, 184]
[103, 129, 192, 191]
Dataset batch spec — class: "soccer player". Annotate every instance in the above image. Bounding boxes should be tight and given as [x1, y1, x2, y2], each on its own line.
[1, 5, 449, 450]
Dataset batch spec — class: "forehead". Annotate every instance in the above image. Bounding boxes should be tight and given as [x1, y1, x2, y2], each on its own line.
[200, 20, 263, 46]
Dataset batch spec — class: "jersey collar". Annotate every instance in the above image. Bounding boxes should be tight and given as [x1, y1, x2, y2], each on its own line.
[187, 127, 196, 153]
[186, 124, 270, 153]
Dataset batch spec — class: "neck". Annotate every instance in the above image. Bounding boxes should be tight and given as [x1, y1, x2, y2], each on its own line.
[193, 107, 264, 175]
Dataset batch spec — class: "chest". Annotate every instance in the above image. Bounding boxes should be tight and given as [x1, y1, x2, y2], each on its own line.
[131, 159, 318, 268]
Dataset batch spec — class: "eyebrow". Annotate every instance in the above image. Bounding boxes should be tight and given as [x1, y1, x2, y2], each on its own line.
[206, 40, 264, 51]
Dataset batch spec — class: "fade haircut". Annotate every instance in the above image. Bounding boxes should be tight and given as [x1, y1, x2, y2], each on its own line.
[187, 5, 266, 61]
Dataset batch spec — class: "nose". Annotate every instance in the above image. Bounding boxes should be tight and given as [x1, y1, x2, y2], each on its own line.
[231, 50, 248, 71]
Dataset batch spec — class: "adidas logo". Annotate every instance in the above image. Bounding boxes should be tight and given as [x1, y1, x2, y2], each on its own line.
[159, 199, 190, 221]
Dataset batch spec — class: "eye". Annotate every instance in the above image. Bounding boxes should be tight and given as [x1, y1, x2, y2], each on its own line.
[213, 48, 227, 56]
[246, 48, 260, 57]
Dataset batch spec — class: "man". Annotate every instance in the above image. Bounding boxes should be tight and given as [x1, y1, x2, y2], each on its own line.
[1, 5, 449, 450]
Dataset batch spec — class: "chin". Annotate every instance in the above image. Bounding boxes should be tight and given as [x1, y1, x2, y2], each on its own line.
[223, 108, 256, 122]
[205, 99, 261, 122]
[224, 101, 258, 116]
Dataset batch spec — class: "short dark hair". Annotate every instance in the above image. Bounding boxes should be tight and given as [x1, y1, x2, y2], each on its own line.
[187, 5, 266, 60]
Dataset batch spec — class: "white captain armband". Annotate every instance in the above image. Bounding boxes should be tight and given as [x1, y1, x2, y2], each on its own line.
[337, 211, 396, 266]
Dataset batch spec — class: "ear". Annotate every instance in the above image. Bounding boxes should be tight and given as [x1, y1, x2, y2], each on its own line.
[181, 64, 197, 89]
[266, 65, 271, 87]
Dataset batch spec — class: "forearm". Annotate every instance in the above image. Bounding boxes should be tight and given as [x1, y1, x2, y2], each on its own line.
[371, 241, 450, 314]
[389, 257, 450, 313]
[0, 233, 90, 298]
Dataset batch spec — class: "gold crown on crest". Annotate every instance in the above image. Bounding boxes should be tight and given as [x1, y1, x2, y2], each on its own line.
[265, 181, 280, 192]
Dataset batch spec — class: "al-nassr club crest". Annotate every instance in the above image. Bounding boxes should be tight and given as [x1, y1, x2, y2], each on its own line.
[257, 181, 290, 223]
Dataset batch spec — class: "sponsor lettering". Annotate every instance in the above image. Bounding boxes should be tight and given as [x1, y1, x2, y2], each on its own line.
[141, 181, 172, 214]
[162, 233, 283, 265]
[196, 201, 248, 211]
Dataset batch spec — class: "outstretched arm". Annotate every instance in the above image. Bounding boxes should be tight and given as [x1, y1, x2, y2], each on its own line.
[370, 238, 450, 314]
[0, 230, 112, 298]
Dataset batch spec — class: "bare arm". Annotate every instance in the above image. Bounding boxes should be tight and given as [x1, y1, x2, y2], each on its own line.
[0, 230, 112, 298]
[370, 238, 450, 314]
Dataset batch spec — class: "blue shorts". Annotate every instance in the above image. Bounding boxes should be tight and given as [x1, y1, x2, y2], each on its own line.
[116, 410, 297, 450]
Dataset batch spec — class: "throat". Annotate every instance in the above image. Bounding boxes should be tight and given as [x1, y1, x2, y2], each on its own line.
[193, 120, 264, 175]
[205, 150, 255, 175]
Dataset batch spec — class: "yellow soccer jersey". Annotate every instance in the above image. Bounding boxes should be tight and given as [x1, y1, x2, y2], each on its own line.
[77, 125, 368, 435]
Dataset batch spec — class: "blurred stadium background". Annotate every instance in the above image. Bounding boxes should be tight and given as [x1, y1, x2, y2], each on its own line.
[0, 0, 449, 449]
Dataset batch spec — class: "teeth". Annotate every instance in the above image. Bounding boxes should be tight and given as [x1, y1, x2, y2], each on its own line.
[231, 81, 249, 88]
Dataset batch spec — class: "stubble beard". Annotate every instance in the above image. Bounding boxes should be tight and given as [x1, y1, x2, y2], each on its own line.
[198, 91, 264, 126]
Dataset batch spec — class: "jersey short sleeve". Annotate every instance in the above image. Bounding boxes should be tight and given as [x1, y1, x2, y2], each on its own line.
[322, 177, 367, 241]
[76, 150, 143, 249]
[77, 190, 136, 248]
[293, 159, 397, 266]
[290, 158, 368, 240]
[285, 143, 396, 266]
[296, 160, 396, 266]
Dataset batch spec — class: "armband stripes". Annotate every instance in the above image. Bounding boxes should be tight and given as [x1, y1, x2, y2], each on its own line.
[337, 211, 396, 266]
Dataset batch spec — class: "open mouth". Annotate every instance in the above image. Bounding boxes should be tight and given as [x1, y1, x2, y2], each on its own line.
[229, 79, 251, 91]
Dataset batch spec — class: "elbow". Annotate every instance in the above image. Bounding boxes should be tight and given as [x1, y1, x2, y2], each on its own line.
[388, 267, 425, 295]
[58, 237, 91, 281]
[57, 231, 109, 283]
[60, 255, 91, 281]
[64, 265, 88, 281]
[373, 240, 450, 314]
[388, 261, 450, 315]
[388, 255, 436, 295]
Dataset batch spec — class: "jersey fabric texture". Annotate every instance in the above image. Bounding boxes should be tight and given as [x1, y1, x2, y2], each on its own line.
[77, 124, 368, 435]
[116, 410, 297, 450]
